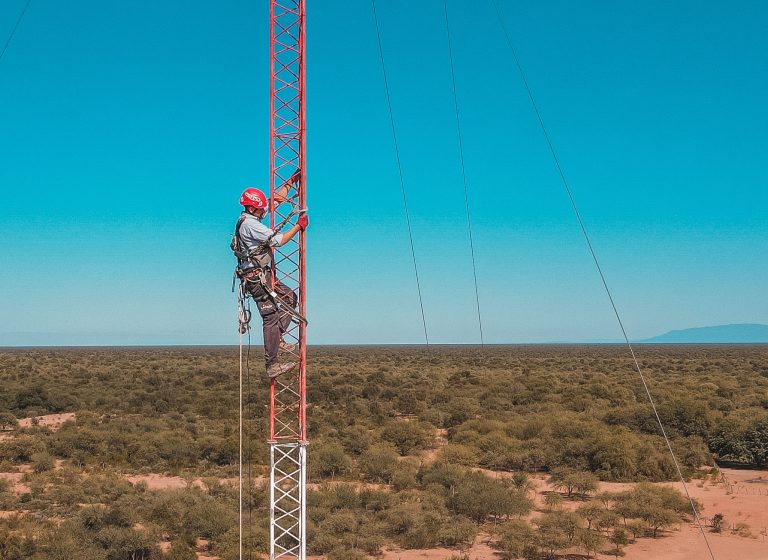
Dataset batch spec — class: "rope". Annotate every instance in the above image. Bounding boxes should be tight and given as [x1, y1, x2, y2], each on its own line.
[238, 311, 243, 560]
[237, 288, 254, 560]
[0, 0, 32, 64]
[490, 3, 716, 558]
[245, 325, 253, 560]
[371, 0, 430, 347]
[442, 0, 484, 346]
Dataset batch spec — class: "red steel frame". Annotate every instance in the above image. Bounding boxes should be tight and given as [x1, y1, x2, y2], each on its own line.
[268, 1, 307, 559]
[269, 0, 307, 445]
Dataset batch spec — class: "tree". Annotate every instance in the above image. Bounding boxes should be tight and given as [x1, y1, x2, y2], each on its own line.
[543, 492, 563, 512]
[640, 506, 678, 537]
[0, 412, 18, 431]
[358, 444, 399, 483]
[448, 472, 531, 523]
[609, 528, 630, 558]
[311, 441, 353, 479]
[535, 513, 573, 560]
[596, 508, 619, 535]
[166, 540, 197, 560]
[510, 472, 534, 496]
[499, 519, 537, 560]
[708, 418, 748, 462]
[549, 468, 598, 498]
[436, 517, 477, 547]
[573, 472, 599, 497]
[591, 433, 637, 481]
[576, 527, 603, 558]
[381, 420, 431, 455]
[744, 418, 768, 468]
[548, 467, 577, 497]
[437, 444, 477, 467]
[660, 398, 712, 438]
[576, 503, 603, 530]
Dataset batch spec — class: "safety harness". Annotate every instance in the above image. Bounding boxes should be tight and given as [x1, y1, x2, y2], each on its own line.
[231, 214, 275, 273]
[232, 213, 308, 332]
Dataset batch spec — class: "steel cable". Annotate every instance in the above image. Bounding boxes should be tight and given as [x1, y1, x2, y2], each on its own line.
[238, 291, 254, 560]
[490, 2, 716, 558]
[0, 0, 31, 64]
[442, 1, 485, 346]
[245, 324, 253, 560]
[238, 319, 243, 560]
[371, 0, 430, 347]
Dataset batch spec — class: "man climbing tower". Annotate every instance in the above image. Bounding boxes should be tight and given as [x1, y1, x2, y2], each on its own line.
[234, 171, 308, 379]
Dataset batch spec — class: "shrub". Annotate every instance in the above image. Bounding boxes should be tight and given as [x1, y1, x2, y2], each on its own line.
[381, 420, 432, 455]
[436, 516, 476, 547]
[0, 412, 18, 431]
[498, 519, 537, 560]
[448, 472, 532, 523]
[166, 540, 197, 560]
[358, 444, 399, 483]
[437, 444, 477, 467]
[711, 513, 724, 533]
[311, 440, 354, 479]
[31, 452, 55, 473]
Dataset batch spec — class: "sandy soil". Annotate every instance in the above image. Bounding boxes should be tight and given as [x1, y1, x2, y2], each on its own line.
[17, 412, 75, 430]
[616, 469, 768, 560]
[0, 472, 30, 495]
[125, 474, 206, 491]
[358, 534, 501, 560]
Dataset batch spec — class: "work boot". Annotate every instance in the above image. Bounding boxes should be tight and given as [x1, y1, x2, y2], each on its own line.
[279, 341, 297, 354]
[267, 361, 297, 379]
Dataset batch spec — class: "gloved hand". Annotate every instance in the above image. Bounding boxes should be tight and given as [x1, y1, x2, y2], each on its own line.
[298, 213, 309, 231]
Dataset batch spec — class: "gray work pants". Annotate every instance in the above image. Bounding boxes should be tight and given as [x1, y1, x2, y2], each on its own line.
[244, 270, 297, 368]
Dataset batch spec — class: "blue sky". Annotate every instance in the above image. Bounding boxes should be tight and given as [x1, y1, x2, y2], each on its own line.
[1, 0, 766, 345]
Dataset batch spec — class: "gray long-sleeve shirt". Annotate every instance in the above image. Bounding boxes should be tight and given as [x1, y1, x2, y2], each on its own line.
[237, 211, 283, 271]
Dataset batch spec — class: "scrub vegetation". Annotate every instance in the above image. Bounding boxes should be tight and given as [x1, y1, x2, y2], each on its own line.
[0, 344, 767, 559]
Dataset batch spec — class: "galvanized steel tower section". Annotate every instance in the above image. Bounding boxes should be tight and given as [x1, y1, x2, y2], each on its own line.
[268, 1, 307, 560]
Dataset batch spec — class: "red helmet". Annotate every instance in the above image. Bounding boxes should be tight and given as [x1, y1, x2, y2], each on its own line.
[240, 188, 268, 209]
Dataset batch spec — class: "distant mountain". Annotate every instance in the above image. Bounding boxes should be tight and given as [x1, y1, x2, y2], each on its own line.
[642, 323, 768, 343]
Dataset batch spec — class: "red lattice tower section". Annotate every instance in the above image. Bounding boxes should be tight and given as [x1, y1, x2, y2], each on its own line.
[268, 1, 307, 559]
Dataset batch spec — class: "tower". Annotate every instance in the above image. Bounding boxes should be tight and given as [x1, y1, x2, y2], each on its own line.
[268, 1, 307, 559]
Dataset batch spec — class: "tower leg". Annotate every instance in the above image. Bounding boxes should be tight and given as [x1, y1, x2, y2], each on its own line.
[270, 442, 307, 560]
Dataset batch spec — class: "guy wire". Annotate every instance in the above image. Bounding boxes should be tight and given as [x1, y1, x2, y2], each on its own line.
[443, 0, 485, 346]
[371, 0, 430, 347]
[489, 3, 716, 558]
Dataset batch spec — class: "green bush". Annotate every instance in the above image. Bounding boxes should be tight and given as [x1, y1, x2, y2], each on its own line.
[358, 444, 399, 483]
[165, 540, 196, 560]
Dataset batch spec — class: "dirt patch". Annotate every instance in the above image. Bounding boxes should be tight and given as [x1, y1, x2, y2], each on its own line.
[125, 474, 206, 491]
[477, 468, 768, 559]
[17, 412, 75, 431]
[378, 534, 500, 560]
[621, 525, 768, 560]
[305, 480, 387, 491]
[0, 472, 30, 495]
